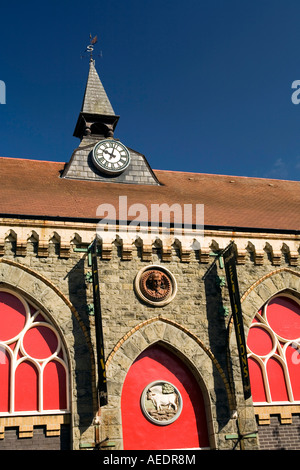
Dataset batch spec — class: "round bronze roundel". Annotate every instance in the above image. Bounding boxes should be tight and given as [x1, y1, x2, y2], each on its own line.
[140, 269, 171, 302]
[134, 265, 177, 306]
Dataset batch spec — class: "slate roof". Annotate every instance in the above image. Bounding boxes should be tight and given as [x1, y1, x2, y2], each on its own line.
[1, 59, 299, 233]
[0, 156, 299, 232]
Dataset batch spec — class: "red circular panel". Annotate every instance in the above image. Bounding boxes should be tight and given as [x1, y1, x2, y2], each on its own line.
[247, 325, 274, 356]
[23, 325, 58, 360]
[266, 297, 300, 340]
[0, 292, 27, 341]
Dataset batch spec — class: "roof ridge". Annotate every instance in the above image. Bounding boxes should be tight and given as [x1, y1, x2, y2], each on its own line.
[153, 168, 300, 183]
[1, 156, 299, 183]
[0, 156, 64, 164]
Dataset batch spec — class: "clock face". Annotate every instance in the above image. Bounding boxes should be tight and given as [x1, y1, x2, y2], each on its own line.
[92, 139, 130, 174]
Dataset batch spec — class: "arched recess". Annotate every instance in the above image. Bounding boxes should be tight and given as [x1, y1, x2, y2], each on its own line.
[0, 258, 97, 447]
[103, 316, 234, 450]
[121, 343, 210, 450]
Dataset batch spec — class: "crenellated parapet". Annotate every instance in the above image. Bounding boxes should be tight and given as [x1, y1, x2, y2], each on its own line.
[0, 218, 299, 267]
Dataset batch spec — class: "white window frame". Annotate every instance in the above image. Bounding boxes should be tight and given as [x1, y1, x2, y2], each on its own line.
[0, 288, 70, 416]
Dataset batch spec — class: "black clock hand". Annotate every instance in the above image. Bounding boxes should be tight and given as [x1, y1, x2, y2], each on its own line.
[109, 143, 117, 158]
[103, 149, 114, 159]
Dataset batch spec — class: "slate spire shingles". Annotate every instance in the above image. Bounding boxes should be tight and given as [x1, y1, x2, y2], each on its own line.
[80, 59, 115, 116]
[73, 59, 119, 140]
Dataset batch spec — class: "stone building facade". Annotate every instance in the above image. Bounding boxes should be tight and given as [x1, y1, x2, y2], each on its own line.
[0, 58, 299, 451]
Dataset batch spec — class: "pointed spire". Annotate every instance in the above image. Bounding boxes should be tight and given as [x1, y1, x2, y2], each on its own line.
[73, 59, 119, 139]
[81, 59, 115, 116]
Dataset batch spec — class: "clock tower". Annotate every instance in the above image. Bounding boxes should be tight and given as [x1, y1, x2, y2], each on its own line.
[62, 58, 159, 185]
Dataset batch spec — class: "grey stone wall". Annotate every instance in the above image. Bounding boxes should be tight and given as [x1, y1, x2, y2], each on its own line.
[0, 235, 299, 450]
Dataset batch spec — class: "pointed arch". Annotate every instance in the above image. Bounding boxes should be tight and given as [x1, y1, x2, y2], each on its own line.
[231, 268, 300, 407]
[106, 316, 232, 400]
[240, 267, 300, 335]
[0, 258, 95, 364]
[104, 316, 234, 449]
[0, 258, 98, 436]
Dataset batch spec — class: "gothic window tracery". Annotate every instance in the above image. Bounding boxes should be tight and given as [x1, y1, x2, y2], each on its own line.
[247, 294, 300, 404]
[0, 289, 69, 415]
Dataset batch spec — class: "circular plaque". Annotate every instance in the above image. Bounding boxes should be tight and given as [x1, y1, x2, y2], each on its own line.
[141, 381, 183, 425]
[134, 265, 177, 306]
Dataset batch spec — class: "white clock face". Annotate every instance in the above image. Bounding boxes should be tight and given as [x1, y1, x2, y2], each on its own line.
[92, 139, 130, 174]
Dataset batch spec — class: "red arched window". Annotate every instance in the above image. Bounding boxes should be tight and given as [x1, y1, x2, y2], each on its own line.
[247, 295, 300, 404]
[0, 289, 69, 415]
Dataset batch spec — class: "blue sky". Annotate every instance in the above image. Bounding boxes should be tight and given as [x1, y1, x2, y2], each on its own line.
[1, 0, 300, 181]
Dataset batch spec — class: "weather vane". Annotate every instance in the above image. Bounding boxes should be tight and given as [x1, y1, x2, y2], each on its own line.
[81, 34, 102, 61]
